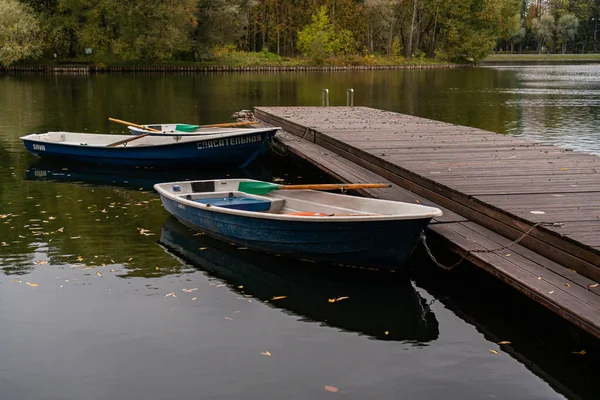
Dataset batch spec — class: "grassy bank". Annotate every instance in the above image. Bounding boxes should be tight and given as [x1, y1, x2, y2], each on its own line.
[482, 53, 600, 63]
[5, 50, 457, 71]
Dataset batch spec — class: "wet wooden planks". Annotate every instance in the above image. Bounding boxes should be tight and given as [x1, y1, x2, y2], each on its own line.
[272, 128, 600, 339]
[256, 106, 600, 279]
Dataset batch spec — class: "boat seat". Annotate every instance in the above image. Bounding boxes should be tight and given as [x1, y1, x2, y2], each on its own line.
[181, 191, 285, 213]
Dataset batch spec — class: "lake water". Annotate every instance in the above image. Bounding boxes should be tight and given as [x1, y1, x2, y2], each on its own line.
[1, 65, 599, 400]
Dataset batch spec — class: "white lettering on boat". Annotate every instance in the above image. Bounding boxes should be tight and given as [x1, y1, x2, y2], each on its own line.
[33, 144, 46, 151]
[197, 134, 263, 150]
[175, 202, 186, 210]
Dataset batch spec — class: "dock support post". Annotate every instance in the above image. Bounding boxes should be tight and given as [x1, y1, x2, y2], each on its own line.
[347, 89, 354, 106]
[321, 89, 329, 107]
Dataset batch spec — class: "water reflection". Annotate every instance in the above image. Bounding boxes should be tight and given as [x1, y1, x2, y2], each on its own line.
[158, 216, 439, 343]
[24, 159, 252, 191]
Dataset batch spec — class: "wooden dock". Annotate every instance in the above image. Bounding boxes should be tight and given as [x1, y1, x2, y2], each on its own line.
[254, 106, 600, 339]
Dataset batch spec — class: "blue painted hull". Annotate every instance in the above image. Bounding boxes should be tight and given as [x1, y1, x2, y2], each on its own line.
[159, 194, 432, 272]
[22, 130, 275, 168]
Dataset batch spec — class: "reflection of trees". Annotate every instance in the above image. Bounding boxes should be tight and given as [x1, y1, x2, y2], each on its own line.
[0, 176, 181, 278]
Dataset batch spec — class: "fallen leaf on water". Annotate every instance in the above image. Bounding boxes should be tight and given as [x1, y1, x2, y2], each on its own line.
[36, 260, 48, 265]
[71, 236, 81, 239]
[272, 296, 287, 300]
[489, 350, 499, 355]
[564, 282, 571, 288]
[588, 283, 599, 289]
[12, 279, 21, 283]
[165, 292, 176, 298]
[191, 297, 197, 300]
[238, 285, 244, 289]
[384, 331, 389, 335]
[199, 247, 207, 251]
[182, 288, 198, 293]
[324, 386, 339, 393]
[561, 168, 567, 171]
[572, 349, 586, 355]
[155, 267, 160, 270]
[224, 317, 233, 320]
[261, 351, 271, 356]
[110, 269, 116, 273]
[498, 341, 511, 345]
[549, 290, 555, 294]
[530, 211, 545, 215]
[96, 272, 102, 277]
[57, 227, 64, 232]
[26, 282, 39, 287]
[328, 296, 349, 303]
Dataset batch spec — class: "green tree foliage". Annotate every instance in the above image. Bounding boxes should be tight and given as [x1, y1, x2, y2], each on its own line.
[5, 0, 600, 65]
[556, 13, 579, 53]
[532, 14, 555, 53]
[297, 6, 353, 63]
[0, 0, 41, 66]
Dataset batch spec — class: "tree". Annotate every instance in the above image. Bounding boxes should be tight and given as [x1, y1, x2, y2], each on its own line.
[556, 13, 579, 53]
[297, 5, 352, 63]
[532, 14, 555, 53]
[0, 0, 42, 66]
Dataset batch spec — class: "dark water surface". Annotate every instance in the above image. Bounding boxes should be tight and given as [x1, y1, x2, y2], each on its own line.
[1, 67, 599, 400]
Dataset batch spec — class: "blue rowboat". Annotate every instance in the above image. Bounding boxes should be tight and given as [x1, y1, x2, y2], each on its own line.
[154, 179, 443, 273]
[20, 127, 278, 168]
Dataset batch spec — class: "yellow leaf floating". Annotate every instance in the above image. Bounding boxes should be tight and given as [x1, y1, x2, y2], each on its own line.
[498, 341, 511, 345]
[26, 282, 39, 287]
[588, 283, 599, 289]
[324, 386, 339, 393]
[224, 317, 233, 320]
[328, 296, 350, 303]
[489, 350, 499, 355]
[564, 282, 571, 288]
[260, 351, 271, 356]
[192, 297, 197, 301]
[165, 292, 176, 298]
[572, 349, 586, 355]
[271, 296, 287, 300]
[96, 272, 102, 277]
[182, 288, 198, 293]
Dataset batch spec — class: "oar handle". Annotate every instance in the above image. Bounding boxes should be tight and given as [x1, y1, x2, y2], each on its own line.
[200, 121, 260, 128]
[278, 183, 391, 191]
[105, 133, 150, 147]
[109, 118, 161, 132]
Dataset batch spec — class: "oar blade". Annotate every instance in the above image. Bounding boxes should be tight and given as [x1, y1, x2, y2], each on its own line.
[238, 181, 279, 195]
[175, 124, 200, 132]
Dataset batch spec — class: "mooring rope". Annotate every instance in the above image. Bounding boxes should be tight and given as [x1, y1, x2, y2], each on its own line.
[420, 222, 543, 271]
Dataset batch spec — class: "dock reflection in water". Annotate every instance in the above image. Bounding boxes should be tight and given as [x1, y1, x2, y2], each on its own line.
[158, 216, 439, 343]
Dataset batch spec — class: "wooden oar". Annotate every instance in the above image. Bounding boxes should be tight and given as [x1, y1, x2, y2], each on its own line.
[106, 118, 161, 147]
[201, 121, 259, 128]
[108, 118, 161, 132]
[239, 182, 391, 195]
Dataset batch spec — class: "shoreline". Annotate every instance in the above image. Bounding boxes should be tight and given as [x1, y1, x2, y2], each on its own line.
[0, 63, 461, 73]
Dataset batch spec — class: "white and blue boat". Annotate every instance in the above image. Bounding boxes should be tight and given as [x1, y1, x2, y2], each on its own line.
[20, 127, 278, 168]
[154, 179, 443, 272]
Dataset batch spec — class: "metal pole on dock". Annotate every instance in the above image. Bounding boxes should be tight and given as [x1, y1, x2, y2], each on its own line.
[347, 89, 354, 106]
[321, 89, 329, 107]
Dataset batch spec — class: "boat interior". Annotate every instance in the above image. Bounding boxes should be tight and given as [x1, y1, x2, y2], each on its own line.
[157, 180, 443, 219]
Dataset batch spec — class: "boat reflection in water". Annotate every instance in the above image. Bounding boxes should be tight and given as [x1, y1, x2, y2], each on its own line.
[159, 216, 439, 343]
[24, 159, 271, 191]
